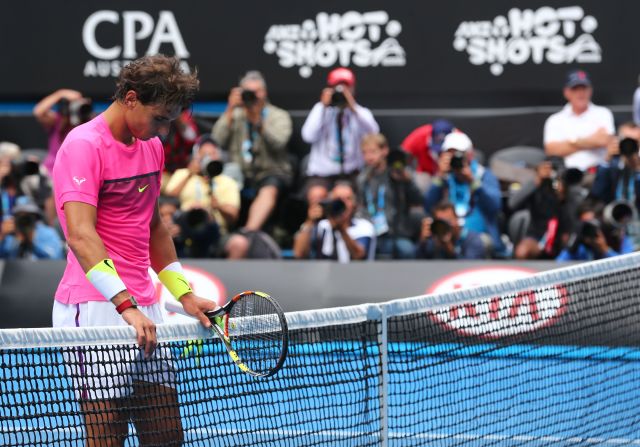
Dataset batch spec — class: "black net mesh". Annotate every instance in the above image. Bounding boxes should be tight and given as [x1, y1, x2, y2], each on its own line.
[387, 265, 640, 445]
[1, 321, 382, 446]
[3, 259, 640, 445]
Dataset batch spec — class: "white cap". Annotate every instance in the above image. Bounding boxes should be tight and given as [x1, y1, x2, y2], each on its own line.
[0, 141, 21, 161]
[442, 132, 473, 152]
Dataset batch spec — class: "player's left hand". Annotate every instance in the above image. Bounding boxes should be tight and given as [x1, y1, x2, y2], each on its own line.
[179, 293, 219, 329]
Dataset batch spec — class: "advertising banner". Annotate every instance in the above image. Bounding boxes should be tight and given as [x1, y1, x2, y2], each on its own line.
[2, 1, 639, 108]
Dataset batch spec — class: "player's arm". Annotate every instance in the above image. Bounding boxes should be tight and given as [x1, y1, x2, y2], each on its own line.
[149, 201, 217, 326]
[64, 201, 157, 356]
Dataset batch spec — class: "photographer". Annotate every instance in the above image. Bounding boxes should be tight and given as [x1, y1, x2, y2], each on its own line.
[301, 67, 379, 204]
[556, 202, 633, 261]
[424, 132, 503, 256]
[508, 157, 584, 259]
[160, 110, 199, 184]
[356, 133, 423, 259]
[416, 202, 490, 259]
[293, 182, 375, 262]
[34, 89, 93, 175]
[0, 196, 64, 259]
[212, 71, 292, 233]
[592, 123, 640, 209]
[165, 135, 240, 257]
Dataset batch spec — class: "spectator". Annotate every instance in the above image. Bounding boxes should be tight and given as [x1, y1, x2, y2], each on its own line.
[400, 119, 455, 193]
[293, 181, 375, 262]
[33, 89, 93, 175]
[357, 133, 423, 259]
[633, 75, 640, 127]
[161, 110, 199, 187]
[424, 132, 503, 256]
[165, 135, 240, 257]
[301, 67, 379, 204]
[544, 69, 615, 174]
[212, 70, 292, 233]
[508, 157, 583, 259]
[0, 196, 64, 259]
[416, 202, 490, 259]
[557, 202, 634, 261]
[0, 149, 22, 220]
[591, 122, 640, 209]
[158, 196, 185, 257]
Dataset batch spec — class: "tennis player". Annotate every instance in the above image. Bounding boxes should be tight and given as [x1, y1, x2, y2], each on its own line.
[51, 55, 216, 446]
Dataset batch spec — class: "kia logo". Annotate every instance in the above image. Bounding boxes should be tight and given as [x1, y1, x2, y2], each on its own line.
[429, 286, 568, 338]
[427, 267, 567, 338]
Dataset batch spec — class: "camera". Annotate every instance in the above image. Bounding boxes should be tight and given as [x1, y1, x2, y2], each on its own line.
[430, 218, 452, 239]
[14, 213, 37, 235]
[619, 137, 639, 158]
[568, 219, 601, 253]
[387, 148, 407, 171]
[200, 156, 223, 178]
[603, 200, 636, 228]
[58, 98, 93, 126]
[12, 159, 40, 177]
[241, 89, 258, 107]
[449, 151, 465, 170]
[330, 85, 347, 108]
[180, 208, 210, 230]
[320, 198, 346, 219]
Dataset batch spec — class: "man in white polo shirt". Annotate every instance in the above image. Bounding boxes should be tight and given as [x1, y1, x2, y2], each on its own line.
[543, 69, 615, 173]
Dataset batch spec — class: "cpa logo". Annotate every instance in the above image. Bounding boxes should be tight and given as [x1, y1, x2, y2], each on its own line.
[427, 267, 567, 338]
[82, 10, 190, 77]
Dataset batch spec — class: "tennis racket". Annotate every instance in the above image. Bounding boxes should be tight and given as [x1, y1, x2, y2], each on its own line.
[166, 291, 288, 377]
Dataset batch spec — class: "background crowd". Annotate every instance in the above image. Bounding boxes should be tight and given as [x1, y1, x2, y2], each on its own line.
[2, 67, 640, 263]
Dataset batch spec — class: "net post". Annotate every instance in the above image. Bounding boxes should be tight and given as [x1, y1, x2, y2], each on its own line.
[379, 304, 389, 447]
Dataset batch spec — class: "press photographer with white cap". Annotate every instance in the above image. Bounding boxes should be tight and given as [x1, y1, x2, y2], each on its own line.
[424, 132, 504, 257]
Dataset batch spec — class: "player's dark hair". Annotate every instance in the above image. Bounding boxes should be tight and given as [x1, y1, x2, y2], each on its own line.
[114, 54, 199, 109]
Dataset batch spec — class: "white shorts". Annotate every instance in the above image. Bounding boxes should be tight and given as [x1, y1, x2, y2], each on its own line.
[52, 300, 176, 401]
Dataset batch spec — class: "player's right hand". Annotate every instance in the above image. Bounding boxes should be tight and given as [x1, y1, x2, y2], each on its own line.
[122, 308, 157, 359]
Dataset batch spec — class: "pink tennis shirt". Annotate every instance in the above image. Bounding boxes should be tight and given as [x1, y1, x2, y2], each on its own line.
[52, 114, 164, 306]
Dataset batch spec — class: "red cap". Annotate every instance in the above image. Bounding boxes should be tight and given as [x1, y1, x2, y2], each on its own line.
[327, 67, 355, 87]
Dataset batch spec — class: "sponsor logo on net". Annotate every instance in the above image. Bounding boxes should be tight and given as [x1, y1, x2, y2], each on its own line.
[453, 6, 602, 76]
[427, 267, 567, 338]
[263, 11, 406, 78]
[82, 10, 191, 78]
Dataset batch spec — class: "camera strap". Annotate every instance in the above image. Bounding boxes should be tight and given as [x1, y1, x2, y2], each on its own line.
[1, 191, 11, 219]
[335, 109, 345, 174]
[366, 184, 389, 236]
[615, 168, 635, 203]
[243, 108, 268, 166]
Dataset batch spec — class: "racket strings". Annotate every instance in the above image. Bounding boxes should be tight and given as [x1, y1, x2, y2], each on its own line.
[228, 294, 286, 375]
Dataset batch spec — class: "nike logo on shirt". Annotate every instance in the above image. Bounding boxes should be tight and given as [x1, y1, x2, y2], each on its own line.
[138, 184, 149, 193]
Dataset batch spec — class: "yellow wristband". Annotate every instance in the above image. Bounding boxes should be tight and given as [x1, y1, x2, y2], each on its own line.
[158, 262, 193, 301]
[86, 259, 127, 301]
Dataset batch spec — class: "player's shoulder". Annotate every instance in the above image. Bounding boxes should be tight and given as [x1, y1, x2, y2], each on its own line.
[61, 115, 105, 151]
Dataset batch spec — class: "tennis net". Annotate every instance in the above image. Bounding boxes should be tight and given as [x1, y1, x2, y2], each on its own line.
[2, 253, 640, 446]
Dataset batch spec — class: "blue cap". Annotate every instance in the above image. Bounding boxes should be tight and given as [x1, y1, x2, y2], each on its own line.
[565, 70, 591, 88]
[431, 119, 455, 153]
